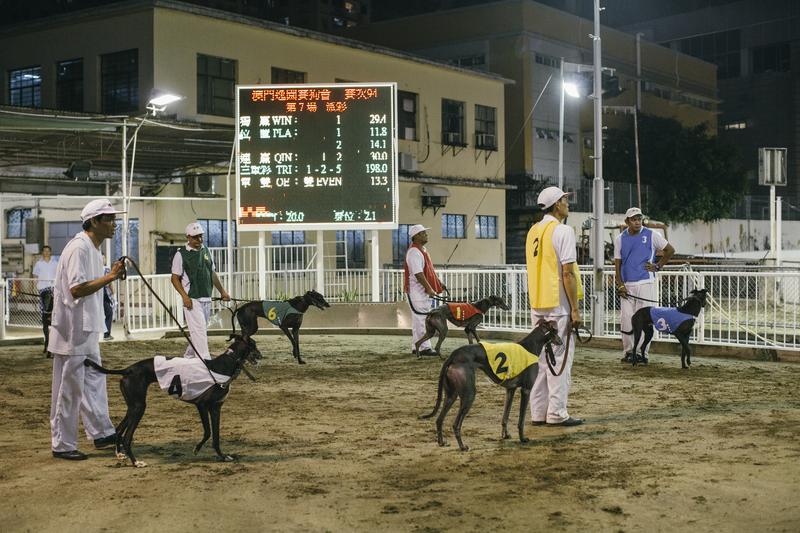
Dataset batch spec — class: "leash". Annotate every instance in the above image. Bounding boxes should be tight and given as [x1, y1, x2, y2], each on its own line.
[212, 296, 251, 303]
[620, 292, 689, 306]
[0, 285, 50, 299]
[119, 256, 244, 387]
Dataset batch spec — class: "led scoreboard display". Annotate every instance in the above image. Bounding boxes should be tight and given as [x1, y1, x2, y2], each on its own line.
[236, 83, 398, 231]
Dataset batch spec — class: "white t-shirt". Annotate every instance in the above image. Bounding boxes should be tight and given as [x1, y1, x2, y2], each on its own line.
[171, 244, 215, 302]
[532, 214, 577, 318]
[613, 228, 669, 286]
[32, 258, 58, 292]
[405, 246, 429, 299]
[48, 232, 106, 356]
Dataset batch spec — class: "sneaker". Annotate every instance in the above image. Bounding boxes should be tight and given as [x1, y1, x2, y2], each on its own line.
[418, 348, 438, 357]
[621, 353, 633, 363]
[103, 335, 114, 341]
[52, 450, 88, 460]
[546, 417, 584, 427]
[531, 420, 546, 426]
[93, 433, 117, 449]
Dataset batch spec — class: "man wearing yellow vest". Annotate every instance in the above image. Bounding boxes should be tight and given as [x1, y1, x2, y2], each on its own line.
[525, 186, 583, 426]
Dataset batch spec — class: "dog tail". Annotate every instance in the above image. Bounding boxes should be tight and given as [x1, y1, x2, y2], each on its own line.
[228, 304, 243, 340]
[419, 356, 451, 419]
[620, 329, 632, 335]
[83, 359, 128, 375]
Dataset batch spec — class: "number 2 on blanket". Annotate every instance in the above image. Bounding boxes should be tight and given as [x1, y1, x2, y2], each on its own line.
[168, 375, 183, 397]
[494, 352, 509, 375]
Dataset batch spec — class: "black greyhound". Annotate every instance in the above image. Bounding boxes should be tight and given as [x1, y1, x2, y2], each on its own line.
[413, 295, 511, 356]
[229, 289, 330, 364]
[40, 288, 53, 357]
[421, 320, 563, 451]
[84, 335, 262, 467]
[621, 288, 709, 368]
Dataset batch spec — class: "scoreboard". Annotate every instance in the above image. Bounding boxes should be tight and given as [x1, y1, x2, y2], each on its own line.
[236, 83, 398, 231]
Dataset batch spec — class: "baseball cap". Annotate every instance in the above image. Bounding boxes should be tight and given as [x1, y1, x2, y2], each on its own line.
[408, 224, 429, 239]
[537, 186, 569, 209]
[625, 207, 644, 219]
[80, 198, 126, 222]
[185, 222, 205, 237]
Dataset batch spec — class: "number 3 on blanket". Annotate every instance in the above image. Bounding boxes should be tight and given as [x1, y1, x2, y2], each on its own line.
[168, 374, 183, 398]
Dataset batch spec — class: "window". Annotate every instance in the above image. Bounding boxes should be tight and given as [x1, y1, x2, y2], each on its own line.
[6, 208, 33, 239]
[196, 219, 237, 248]
[535, 53, 560, 69]
[442, 214, 466, 239]
[270, 231, 305, 269]
[111, 219, 139, 265]
[271, 67, 306, 84]
[475, 215, 498, 239]
[752, 43, 790, 74]
[272, 231, 305, 245]
[335, 230, 365, 268]
[8, 66, 41, 107]
[474, 104, 497, 150]
[398, 91, 418, 140]
[451, 54, 486, 69]
[197, 54, 236, 117]
[442, 99, 465, 146]
[392, 224, 412, 265]
[57, 59, 83, 111]
[101, 49, 138, 113]
[676, 30, 740, 79]
[723, 121, 747, 130]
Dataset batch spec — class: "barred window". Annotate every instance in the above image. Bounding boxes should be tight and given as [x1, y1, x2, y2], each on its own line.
[271, 67, 306, 84]
[6, 208, 33, 239]
[475, 104, 497, 150]
[197, 219, 237, 248]
[101, 49, 138, 114]
[475, 215, 498, 239]
[442, 99, 465, 146]
[442, 214, 466, 239]
[392, 224, 412, 265]
[197, 54, 236, 117]
[335, 230, 365, 268]
[9, 66, 41, 108]
[57, 59, 83, 111]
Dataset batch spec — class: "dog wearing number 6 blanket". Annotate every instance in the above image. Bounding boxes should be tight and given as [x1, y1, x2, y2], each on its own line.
[229, 289, 331, 364]
[83, 335, 261, 467]
[420, 320, 562, 451]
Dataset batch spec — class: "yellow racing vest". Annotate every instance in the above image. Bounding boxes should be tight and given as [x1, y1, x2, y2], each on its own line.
[526, 220, 583, 309]
[481, 342, 539, 381]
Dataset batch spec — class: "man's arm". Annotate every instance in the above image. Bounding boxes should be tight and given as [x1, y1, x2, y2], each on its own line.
[614, 258, 628, 297]
[212, 271, 231, 301]
[70, 260, 124, 299]
[414, 272, 436, 296]
[646, 243, 676, 272]
[171, 274, 193, 310]
[562, 262, 581, 327]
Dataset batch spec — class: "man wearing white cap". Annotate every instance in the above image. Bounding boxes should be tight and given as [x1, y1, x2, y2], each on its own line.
[49, 198, 126, 460]
[614, 207, 675, 363]
[171, 222, 230, 360]
[525, 186, 583, 426]
[404, 224, 445, 356]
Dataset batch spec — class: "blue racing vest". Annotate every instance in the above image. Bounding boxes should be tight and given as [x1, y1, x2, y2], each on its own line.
[649, 307, 695, 334]
[620, 227, 655, 283]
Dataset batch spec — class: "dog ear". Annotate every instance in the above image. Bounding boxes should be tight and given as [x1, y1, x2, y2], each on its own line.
[548, 320, 558, 330]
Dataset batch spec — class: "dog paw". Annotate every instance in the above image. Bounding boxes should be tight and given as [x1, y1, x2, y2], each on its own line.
[134, 460, 147, 468]
[218, 454, 235, 462]
[298, 360, 307, 365]
[519, 437, 530, 444]
[115, 451, 128, 461]
[501, 433, 510, 440]
[459, 445, 471, 452]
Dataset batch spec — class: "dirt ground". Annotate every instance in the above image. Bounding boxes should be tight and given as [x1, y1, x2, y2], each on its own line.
[1, 333, 798, 533]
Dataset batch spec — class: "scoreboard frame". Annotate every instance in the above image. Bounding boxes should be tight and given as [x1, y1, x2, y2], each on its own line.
[235, 82, 399, 232]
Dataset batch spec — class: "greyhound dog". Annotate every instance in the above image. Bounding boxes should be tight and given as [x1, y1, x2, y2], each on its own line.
[413, 295, 511, 356]
[84, 335, 262, 467]
[621, 288, 709, 368]
[40, 288, 53, 358]
[421, 320, 563, 451]
[230, 289, 330, 364]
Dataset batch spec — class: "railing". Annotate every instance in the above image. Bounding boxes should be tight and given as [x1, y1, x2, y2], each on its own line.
[6, 266, 800, 351]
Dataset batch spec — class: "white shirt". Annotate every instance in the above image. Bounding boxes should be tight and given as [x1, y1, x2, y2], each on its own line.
[171, 244, 214, 302]
[405, 246, 429, 299]
[534, 214, 577, 317]
[32, 258, 58, 292]
[48, 232, 106, 356]
[613, 228, 669, 286]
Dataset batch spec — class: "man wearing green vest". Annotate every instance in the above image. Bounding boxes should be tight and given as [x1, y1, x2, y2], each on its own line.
[170, 222, 230, 360]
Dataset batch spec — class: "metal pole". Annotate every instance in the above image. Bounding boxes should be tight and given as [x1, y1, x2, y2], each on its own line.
[257, 231, 266, 300]
[225, 141, 235, 296]
[371, 229, 380, 302]
[776, 196, 782, 267]
[121, 119, 131, 338]
[0, 194, 5, 340]
[316, 230, 325, 293]
[591, 0, 605, 337]
[633, 107, 642, 207]
[635, 32, 643, 111]
[558, 58, 565, 190]
[770, 184, 776, 260]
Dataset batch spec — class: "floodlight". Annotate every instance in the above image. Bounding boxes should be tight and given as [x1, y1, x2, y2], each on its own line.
[563, 81, 581, 99]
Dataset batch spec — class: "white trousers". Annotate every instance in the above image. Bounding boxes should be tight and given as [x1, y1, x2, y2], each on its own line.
[50, 353, 115, 452]
[408, 293, 433, 351]
[183, 299, 212, 360]
[620, 282, 657, 356]
[529, 313, 575, 424]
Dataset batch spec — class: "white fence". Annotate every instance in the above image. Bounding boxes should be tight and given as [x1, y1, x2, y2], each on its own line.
[5, 264, 799, 351]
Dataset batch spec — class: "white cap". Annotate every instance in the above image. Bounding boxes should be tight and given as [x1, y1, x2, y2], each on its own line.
[408, 224, 429, 239]
[625, 207, 644, 219]
[185, 222, 205, 236]
[537, 186, 568, 209]
[80, 198, 125, 222]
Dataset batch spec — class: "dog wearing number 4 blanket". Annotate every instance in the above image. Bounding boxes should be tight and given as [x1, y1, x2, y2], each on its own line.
[420, 320, 562, 451]
[621, 288, 709, 369]
[83, 335, 261, 467]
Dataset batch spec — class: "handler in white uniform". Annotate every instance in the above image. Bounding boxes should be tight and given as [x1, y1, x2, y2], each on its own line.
[526, 187, 583, 426]
[170, 222, 230, 360]
[404, 224, 445, 356]
[49, 199, 126, 460]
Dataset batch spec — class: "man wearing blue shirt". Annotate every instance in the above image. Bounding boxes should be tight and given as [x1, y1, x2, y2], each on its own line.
[613, 207, 675, 363]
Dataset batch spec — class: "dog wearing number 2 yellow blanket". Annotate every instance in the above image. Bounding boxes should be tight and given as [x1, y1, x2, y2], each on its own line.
[421, 320, 563, 451]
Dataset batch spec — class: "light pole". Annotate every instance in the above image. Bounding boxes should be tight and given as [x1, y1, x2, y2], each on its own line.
[591, 0, 605, 338]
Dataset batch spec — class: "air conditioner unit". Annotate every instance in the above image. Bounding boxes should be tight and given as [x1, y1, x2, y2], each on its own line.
[185, 175, 216, 196]
[399, 152, 418, 172]
[475, 133, 496, 148]
[443, 131, 463, 145]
